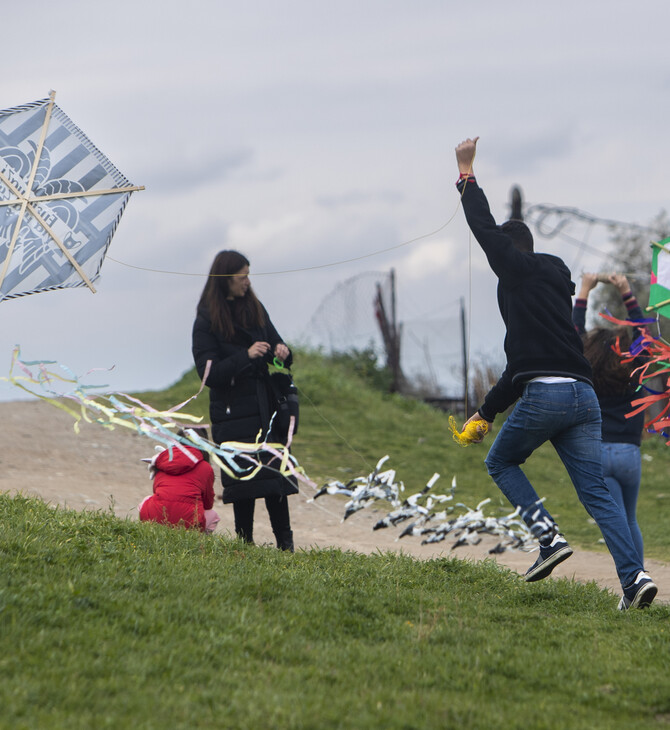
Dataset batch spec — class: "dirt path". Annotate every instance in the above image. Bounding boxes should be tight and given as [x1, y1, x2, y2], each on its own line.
[2, 400, 668, 603]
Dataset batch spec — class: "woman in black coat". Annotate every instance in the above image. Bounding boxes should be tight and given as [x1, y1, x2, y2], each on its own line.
[192, 250, 298, 550]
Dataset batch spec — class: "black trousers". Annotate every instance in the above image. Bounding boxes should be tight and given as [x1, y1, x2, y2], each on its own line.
[233, 495, 293, 550]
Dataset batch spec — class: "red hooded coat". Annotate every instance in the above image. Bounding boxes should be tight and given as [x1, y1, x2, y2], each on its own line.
[139, 446, 215, 531]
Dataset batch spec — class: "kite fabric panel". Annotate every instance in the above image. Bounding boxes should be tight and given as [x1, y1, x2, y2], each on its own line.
[0, 94, 139, 300]
[648, 236, 670, 319]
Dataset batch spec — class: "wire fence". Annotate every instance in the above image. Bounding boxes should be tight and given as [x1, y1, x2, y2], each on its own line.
[298, 270, 466, 398]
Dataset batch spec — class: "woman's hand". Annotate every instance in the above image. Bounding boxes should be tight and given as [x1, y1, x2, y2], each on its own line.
[248, 341, 271, 359]
[578, 272, 599, 299]
[274, 343, 290, 362]
[609, 273, 630, 294]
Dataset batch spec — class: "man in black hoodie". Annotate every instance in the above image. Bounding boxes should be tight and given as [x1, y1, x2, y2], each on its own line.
[455, 137, 656, 610]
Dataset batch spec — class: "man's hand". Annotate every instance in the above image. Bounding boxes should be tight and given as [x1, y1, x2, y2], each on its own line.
[455, 137, 479, 175]
[461, 412, 490, 443]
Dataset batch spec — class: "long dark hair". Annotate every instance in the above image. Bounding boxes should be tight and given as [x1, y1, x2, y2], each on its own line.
[196, 250, 266, 338]
[582, 327, 635, 396]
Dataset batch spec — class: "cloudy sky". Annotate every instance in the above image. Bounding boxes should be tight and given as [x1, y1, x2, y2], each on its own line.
[1, 0, 668, 401]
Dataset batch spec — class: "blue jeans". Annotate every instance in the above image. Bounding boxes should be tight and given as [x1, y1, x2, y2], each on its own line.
[602, 442, 643, 564]
[484, 381, 643, 589]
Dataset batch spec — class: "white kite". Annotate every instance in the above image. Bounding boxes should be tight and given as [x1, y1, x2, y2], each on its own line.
[0, 91, 143, 300]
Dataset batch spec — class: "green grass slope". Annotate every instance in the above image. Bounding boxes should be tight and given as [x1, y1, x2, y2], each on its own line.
[2, 351, 670, 728]
[1, 494, 669, 730]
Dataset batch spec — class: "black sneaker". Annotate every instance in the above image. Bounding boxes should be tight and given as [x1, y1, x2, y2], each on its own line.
[524, 534, 573, 582]
[618, 571, 657, 610]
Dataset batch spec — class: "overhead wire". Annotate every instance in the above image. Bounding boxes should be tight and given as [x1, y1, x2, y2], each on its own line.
[106, 200, 466, 278]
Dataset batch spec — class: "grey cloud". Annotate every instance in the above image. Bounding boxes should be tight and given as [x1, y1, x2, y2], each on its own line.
[491, 129, 575, 176]
[316, 189, 404, 209]
[140, 148, 255, 194]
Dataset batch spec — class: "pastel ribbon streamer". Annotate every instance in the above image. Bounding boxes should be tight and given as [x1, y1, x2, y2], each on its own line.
[2, 347, 316, 488]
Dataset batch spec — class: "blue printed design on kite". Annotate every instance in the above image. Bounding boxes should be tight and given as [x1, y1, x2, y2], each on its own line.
[0, 92, 141, 301]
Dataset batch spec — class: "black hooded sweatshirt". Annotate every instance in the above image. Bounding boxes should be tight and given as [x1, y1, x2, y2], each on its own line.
[457, 177, 593, 421]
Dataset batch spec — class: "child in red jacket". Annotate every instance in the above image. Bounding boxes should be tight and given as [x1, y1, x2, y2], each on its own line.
[139, 432, 219, 533]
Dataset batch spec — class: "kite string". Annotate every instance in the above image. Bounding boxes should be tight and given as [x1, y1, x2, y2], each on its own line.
[456, 145, 478, 420]
[293, 384, 374, 475]
[106, 198, 467, 278]
[466, 228, 473, 416]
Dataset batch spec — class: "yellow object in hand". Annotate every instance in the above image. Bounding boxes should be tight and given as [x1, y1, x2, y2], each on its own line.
[448, 415, 490, 446]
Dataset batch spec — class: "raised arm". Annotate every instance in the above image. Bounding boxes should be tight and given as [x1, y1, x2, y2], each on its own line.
[608, 274, 645, 330]
[572, 272, 599, 335]
[454, 137, 536, 282]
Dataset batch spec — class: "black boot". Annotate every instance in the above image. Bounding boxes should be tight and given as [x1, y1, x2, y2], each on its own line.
[233, 499, 255, 544]
[276, 529, 294, 552]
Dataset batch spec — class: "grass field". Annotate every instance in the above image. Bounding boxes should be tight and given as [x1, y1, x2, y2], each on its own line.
[1, 349, 669, 729]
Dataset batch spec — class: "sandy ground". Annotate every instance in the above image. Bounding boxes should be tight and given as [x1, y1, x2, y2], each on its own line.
[2, 399, 668, 604]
